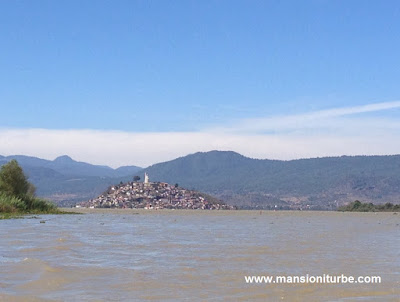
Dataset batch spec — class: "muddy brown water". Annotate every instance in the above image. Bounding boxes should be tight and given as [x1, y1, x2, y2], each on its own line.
[0, 209, 399, 301]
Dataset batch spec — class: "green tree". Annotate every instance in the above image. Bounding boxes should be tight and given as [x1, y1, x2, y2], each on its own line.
[352, 200, 361, 209]
[133, 176, 140, 182]
[0, 160, 29, 198]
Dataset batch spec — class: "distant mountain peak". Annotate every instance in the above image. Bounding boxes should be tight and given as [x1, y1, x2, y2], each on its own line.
[197, 150, 241, 155]
[54, 155, 74, 163]
[190, 150, 245, 159]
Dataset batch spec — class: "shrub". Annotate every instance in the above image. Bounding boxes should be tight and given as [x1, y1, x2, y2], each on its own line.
[0, 192, 26, 212]
[25, 195, 57, 212]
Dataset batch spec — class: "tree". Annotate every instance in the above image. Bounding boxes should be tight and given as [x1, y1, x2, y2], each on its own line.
[174, 183, 179, 188]
[0, 160, 29, 198]
[133, 176, 140, 182]
[352, 200, 361, 209]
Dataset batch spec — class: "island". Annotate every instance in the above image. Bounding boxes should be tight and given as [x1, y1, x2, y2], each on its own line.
[78, 173, 235, 210]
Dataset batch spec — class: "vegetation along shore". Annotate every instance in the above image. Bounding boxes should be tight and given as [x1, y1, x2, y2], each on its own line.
[0, 160, 64, 219]
[338, 200, 400, 212]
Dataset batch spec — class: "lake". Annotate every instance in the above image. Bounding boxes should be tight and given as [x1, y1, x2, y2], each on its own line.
[0, 209, 399, 301]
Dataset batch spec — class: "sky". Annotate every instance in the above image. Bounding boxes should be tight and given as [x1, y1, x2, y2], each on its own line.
[1, 0, 400, 168]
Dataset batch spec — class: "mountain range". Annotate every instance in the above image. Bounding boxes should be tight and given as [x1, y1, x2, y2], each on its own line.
[142, 151, 400, 209]
[1, 151, 400, 209]
[0, 155, 141, 206]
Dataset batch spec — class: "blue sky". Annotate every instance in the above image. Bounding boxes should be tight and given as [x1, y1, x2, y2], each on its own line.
[1, 1, 400, 167]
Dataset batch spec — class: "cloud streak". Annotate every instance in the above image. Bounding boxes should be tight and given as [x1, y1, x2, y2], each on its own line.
[299, 100, 400, 118]
[1, 101, 399, 167]
[217, 100, 400, 134]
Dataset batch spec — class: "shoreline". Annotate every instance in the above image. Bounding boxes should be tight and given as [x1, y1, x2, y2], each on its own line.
[60, 207, 398, 216]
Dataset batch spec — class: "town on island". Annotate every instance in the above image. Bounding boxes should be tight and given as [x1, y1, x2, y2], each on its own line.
[78, 173, 235, 210]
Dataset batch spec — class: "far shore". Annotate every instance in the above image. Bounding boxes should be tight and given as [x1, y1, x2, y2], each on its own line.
[60, 207, 398, 216]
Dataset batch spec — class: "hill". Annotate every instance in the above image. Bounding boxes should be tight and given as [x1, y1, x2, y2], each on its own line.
[141, 151, 400, 209]
[0, 155, 142, 206]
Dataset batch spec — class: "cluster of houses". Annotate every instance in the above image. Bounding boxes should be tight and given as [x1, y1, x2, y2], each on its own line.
[78, 175, 234, 210]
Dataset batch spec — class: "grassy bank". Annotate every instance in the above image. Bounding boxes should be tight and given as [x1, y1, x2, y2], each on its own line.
[0, 212, 22, 220]
[338, 200, 400, 212]
[0, 192, 66, 218]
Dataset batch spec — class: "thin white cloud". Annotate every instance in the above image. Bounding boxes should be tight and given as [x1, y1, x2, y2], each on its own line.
[1, 101, 399, 167]
[216, 100, 400, 134]
[300, 100, 400, 118]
